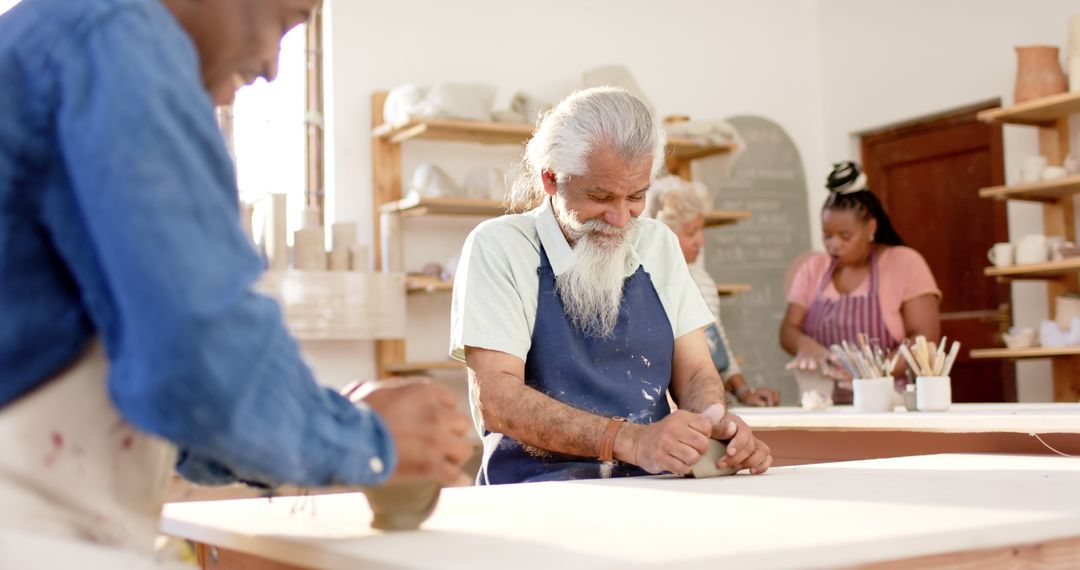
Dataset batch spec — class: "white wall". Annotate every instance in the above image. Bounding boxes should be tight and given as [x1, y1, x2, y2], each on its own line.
[816, 0, 1080, 401]
[319, 0, 825, 382]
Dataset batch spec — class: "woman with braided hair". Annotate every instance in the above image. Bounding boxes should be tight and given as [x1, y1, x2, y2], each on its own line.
[780, 161, 941, 403]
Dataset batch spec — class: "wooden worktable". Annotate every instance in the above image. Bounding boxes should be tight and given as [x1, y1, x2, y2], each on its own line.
[738, 403, 1080, 465]
[162, 454, 1080, 569]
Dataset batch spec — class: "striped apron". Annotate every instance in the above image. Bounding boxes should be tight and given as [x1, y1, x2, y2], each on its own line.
[801, 250, 898, 403]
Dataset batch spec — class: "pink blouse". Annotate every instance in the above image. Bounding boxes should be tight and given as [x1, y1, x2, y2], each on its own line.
[787, 246, 941, 342]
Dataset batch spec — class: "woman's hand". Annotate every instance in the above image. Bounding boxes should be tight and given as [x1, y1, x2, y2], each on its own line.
[739, 386, 780, 407]
[786, 343, 851, 382]
[729, 374, 780, 406]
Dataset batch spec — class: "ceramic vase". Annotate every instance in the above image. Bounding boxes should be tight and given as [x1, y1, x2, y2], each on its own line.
[1014, 45, 1067, 103]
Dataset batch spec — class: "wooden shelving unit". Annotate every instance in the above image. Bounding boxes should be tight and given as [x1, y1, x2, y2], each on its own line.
[371, 91, 751, 378]
[405, 275, 453, 294]
[970, 345, 1080, 360]
[974, 90, 1080, 401]
[381, 195, 511, 218]
[976, 91, 1080, 127]
[984, 257, 1080, 279]
[716, 283, 752, 297]
[372, 116, 738, 166]
[979, 174, 1080, 203]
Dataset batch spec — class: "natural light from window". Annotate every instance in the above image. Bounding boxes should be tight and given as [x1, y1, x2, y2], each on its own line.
[233, 24, 308, 238]
[0, 0, 21, 15]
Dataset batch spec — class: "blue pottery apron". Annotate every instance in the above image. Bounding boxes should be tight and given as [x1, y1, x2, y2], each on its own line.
[478, 245, 675, 485]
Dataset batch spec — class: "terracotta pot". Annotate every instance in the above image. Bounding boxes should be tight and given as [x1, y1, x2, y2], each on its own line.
[1014, 45, 1067, 103]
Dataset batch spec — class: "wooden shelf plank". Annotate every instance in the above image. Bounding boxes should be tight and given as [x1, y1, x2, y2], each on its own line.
[979, 175, 1080, 202]
[984, 257, 1080, 279]
[976, 91, 1080, 126]
[666, 137, 738, 162]
[405, 275, 453, 294]
[970, 345, 1080, 360]
[383, 360, 466, 375]
[704, 209, 752, 227]
[372, 117, 534, 146]
[380, 195, 511, 217]
[716, 283, 752, 296]
[371, 118, 735, 159]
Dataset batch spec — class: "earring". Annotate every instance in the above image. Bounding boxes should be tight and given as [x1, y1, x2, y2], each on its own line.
[870, 234, 875, 242]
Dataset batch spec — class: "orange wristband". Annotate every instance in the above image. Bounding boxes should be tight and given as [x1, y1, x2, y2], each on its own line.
[599, 417, 626, 462]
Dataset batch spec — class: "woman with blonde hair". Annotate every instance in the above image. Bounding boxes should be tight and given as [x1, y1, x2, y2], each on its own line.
[648, 176, 779, 407]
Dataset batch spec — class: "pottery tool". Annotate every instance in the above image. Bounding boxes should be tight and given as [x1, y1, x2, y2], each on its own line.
[941, 341, 962, 376]
[830, 335, 896, 378]
[902, 336, 961, 376]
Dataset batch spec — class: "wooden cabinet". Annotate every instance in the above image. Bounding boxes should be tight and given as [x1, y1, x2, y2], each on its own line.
[369, 91, 750, 377]
[971, 91, 1080, 400]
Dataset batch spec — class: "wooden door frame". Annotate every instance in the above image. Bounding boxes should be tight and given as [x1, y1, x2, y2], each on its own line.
[859, 99, 1014, 401]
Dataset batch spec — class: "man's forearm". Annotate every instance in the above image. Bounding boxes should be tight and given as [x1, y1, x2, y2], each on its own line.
[477, 372, 613, 459]
[675, 366, 727, 417]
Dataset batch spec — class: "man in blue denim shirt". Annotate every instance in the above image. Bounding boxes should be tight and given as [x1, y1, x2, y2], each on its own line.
[0, 0, 471, 555]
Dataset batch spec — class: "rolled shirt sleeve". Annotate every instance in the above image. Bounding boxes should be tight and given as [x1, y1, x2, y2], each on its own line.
[450, 222, 534, 363]
[53, 5, 394, 487]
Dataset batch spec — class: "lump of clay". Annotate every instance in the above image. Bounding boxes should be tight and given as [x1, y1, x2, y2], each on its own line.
[689, 439, 738, 478]
[362, 479, 441, 531]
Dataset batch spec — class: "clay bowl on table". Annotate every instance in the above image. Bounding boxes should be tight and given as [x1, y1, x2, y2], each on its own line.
[362, 479, 441, 531]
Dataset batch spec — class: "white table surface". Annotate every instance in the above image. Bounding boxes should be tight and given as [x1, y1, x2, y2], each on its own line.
[161, 454, 1080, 570]
[736, 402, 1080, 433]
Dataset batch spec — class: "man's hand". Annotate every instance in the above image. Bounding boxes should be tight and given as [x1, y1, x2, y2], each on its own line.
[614, 410, 712, 475]
[343, 379, 473, 486]
[706, 406, 771, 475]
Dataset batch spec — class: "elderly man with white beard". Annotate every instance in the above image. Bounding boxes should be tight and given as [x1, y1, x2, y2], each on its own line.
[449, 87, 771, 484]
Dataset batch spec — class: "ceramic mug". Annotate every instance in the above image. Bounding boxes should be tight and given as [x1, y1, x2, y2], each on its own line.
[1016, 234, 1048, 265]
[987, 242, 1014, 268]
[1021, 156, 1049, 184]
[852, 377, 894, 413]
[916, 376, 951, 412]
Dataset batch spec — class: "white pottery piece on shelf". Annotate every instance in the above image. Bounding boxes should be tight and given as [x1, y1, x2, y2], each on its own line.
[464, 167, 507, 201]
[384, 83, 496, 124]
[255, 271, 406, 340]
[1015, 234, 1048, 265]
[1021, 155, 1048, 184]
[1003, 326, 1037, 349]
[410, 164, 464, 199]
[1038, 318, 1080, 348]
[987, 242, 1013, 268]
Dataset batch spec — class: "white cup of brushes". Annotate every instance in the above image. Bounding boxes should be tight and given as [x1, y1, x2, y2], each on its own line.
[899, 336, 961, 413]
[915, 376, 951, 412]
[852, 376, 895, 413]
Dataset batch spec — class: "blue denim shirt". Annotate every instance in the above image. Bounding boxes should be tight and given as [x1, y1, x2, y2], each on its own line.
[0, 0, 395, 488]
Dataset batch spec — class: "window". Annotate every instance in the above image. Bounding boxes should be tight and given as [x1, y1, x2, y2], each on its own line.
[232, 23, 310, 239]
[0, 1, 20, 15]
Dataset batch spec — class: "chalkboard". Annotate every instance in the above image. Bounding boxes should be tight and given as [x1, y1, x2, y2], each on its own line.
[696, 116, 812, 406]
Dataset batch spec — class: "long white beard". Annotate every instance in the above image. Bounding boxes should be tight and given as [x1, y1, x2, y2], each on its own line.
[554, 208, 638, 339]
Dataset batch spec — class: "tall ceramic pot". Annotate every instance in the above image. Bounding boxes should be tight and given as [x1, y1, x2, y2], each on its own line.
[1014, 45, 1067, 103]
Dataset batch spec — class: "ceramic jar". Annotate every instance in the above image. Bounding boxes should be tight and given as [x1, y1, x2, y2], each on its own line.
[1015, 46, 1067, 103]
